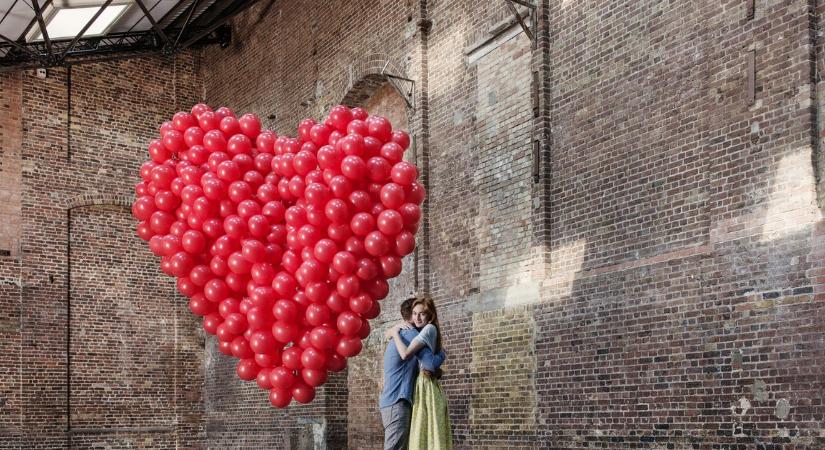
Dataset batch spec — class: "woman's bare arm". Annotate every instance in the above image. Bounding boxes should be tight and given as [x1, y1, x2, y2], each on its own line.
[391, 327, 425, 360]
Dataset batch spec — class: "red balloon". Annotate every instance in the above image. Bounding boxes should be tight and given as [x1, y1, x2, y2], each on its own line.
[172, 111, 196, 131]
[293, 150, 317, 176]
[148, 139, 171, 162]
[391, 161, 419, 185]
[364, 231, 390, 256]
[349, 293, 374, 314]
[203, 130, 227, 152]
[269, 366, 297, 391]
[305, 282, 330, 303]
[180, 229, 205, 253]
[256, 367, 274, 389]
[273, 299, 300, 322]
[256, 130, 276, 153]
[309, 124, 332, 145]
[225, 312, 248, 335]
[227, 134, 252, 156]
[203, 313, 223, 335]
[244, 305, 270, 330]
[292, 383, 316, 404]
[337, 311, 362, 336]
[337, 336, 362, 357]
[132, 196, 156, 221]
[162, 130, 185, 153]
[362, 300, 381, 319]
[404, 181, 426, 204]
[326, 352, 347, 372]
[249, 286, 276, 307]
[313, 239, 338, 263]
[326, 292, 348, 313]
[272, 320, 298, 343]
[189, 265, 213, 287]
[305, 303, 331, 327]
[249, 330, 277, 354]
[364, 278, 390, 300]
[198, 111, 220, 131]
[347, 119, 368, 136]
[269, 387, 292, 408]
[136, 221, 154, 241]
[349, 190, 372, 212]
[380, 183, 405, 209]
[390, 130, 411, 150]
[395, 230, 416, 256]
[380, 255, 403, 278]
[332, 251, 357, 274]
[350, 212, 375, 236]
[317, 145, 343, 170]
[336, 275, 361, 298]
[340, 155, 367, 180]
[351, 107, 368, 120]
[337, 134, 365, 157]
[345, 236, 367, 257]
[256, 350, 281, 369]
[183, 126, 204, 147]
[328, 105, 353, 131]
[220, 116, 241, 136]
[189, 294, 213, 316]
[239, 113, 261, 138]
[251, 262, 276, 285]
[236, 358, 260, 381]
[376, 209, 404, 235]
[309, 325, 338, 350]
[357, 319, 371, 339]
[367, 116, 392, 142]
[324, 199, 350, 224]
[301, 368, 328, 387]
[219, 340, 234, 355]
[304, 183, 330, 207]
[282, 346, 303, 370]
[366, 156, 392, 182]
[301, 347, 327, 370]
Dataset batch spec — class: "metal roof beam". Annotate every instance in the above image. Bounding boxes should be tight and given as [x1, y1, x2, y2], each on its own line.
[60, 0, 114, 61]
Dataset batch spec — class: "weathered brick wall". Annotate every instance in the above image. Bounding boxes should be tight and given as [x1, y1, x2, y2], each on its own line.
[0, 54, 206, 449]
[201, 0, 825, 448]
[534, 0, 825, 448]
[1, 0, 824, 448]
[0, 71, 22, 256]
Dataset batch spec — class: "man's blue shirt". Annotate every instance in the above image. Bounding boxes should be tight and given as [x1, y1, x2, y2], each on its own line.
[379, 327, 445, 408]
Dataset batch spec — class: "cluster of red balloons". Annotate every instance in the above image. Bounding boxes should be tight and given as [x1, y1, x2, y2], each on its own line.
[132, 103, 423, 407]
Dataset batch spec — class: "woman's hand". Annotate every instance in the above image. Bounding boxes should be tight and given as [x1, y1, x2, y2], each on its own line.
[384, 321, 412, 339]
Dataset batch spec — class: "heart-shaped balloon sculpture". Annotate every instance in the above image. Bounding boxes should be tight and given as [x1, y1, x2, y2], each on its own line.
[132, 104, 423, 407]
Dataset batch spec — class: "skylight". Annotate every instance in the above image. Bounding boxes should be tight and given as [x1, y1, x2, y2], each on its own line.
[32, 3, 130, 41]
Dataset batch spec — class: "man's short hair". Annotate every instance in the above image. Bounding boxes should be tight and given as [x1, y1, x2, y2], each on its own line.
[400, 297, 416, 321]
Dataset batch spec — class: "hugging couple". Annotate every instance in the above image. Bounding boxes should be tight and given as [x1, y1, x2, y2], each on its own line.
[379, 296, 452, 450]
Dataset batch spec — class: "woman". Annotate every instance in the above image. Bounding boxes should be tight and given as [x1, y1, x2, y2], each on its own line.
[389, 297, 453, 450]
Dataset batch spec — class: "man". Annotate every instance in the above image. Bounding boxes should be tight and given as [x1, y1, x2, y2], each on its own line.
[379, 297, 445, 450]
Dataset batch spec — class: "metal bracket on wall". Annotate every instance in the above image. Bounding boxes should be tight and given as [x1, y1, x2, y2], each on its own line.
[380, 61, 416, 110]
[504, 0, 536, 47]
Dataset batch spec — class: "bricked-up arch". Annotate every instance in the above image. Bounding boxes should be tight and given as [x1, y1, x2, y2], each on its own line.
[65, 193, 134, 211]
[66, 203, 180, 445]
[340, 55, 413, 114]
[342, 72, 417, 450]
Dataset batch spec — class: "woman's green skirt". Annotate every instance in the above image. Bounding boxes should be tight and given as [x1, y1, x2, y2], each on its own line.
[409, 374, 452, 450]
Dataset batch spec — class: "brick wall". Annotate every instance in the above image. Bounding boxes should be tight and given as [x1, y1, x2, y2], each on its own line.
[0, 71, 22, 256]
[0, 54, 206, 449]
[201, 0, 825, 448]
[1, 0, 824, 448]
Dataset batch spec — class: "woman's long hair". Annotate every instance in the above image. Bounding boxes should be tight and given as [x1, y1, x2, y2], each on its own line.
[412, 297, 441, 353]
